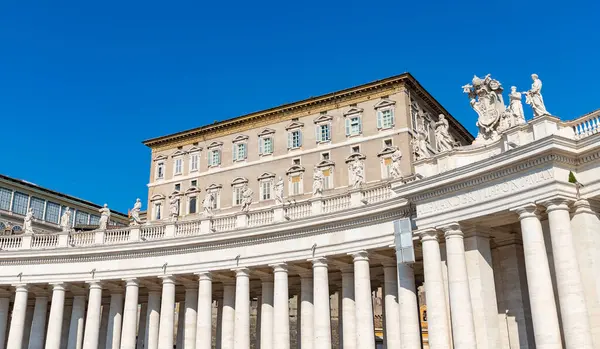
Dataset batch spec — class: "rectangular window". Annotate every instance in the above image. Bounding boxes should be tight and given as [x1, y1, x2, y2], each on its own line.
[233, 187, 243, 206]
[260, 181, 272, 200]
[0, 187, 12, 211]
[321, 152, 329, 161]
[288, 130, 302, 149]
[190, 154, 199, 172]
[293, 158, 301, 165]
[233, 143, 247, 161]
[208, 149, 221, 166]
[45, 202, 60, 224]
[384, 139, 393, 147]
[189, 196, 197, 214]
[291, 175, 301, 195]
[90, 215, 100, 226]
[75, 211, 90, 225]
[29, 197, 45, 219]
[155, 203, 162, 220]
[174, 184, 181, 192]
[345, 116, 362, 136]
[316, 124, 331, 142]
[352, 146, 360, 153]
[191, 180, 197, 187]
[157, 162, 165, 179]
[11, 192, 28, 215]
[322, 168, 332, 190]
[378, 109, 395, 129]
[174, 158, 183, 175]
[259, 137, 273, 155]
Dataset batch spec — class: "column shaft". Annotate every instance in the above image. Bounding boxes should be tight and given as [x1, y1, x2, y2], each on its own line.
[157, 277, 176, 349]
[340, 270, 356, 349]
[195, 275, 210, 349]
[442, 225, 477, 349]
[0, 297, 9, 349]
[136, 304, 147, 349]
[176, 303, 185, 349]
[45, 284, 67, 349]
[312, 258, 331, 349]
[272, 264, 290, 349]
[28, 296, 49, 349]
[220, 284, 235, 349]
[514, 205, 562, 349]
[233, 269, 250, 349]
[259, 281, 274, 349]
[184, 288, 199, 349]
[545, 201, 594, 349]
[83, 283, 103, 349]
[99, 303, 110, 349]
[351, 252, 375, 349]
[382, 265, 401, 349]
[120, 280, 138, 349]
[6, 285, 29, 349]
[420, 231, 451, 349]
[145, 292, 161, 349]
[67, 296, 87, 349]
[397, 264, 421, 349]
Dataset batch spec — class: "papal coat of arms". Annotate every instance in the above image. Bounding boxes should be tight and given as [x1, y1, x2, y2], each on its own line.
[462, 74, 509, 144]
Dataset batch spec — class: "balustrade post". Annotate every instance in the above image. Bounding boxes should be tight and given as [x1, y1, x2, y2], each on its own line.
[57, 232, 69, 248]
[236, 214, 248, 228]
[200, 219, 211, 234]
[21, 233, 33, 250]
[310, 199, 322, 215]
[129, 227, 140, 242]
[273, 206, 285, 222]
[94, 230, 105, 244]
[350, 190, 363, 208]
[165, 223, 176, 238]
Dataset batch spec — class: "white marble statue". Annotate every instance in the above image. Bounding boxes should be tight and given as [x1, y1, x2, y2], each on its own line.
[130, 199, 142, 226]
[412, 123, 431, 160]
[462, 74, 506, 144]
[60, 208, 71, 232]
[434, 114, 454, 152]
[508, 86, 526, 126]
[390, 148, 403, 179]
[241, 184, 253, 212]
[274, 176, 284, 205]
[349, 160, 365, 189]
[312, 167, 324, 197]
[169, 196, 180, 221]
[24, 208, 34, 234]
[202, 192, 214, 217]
[98, 204, 111, 230]
[524, 74, 549, 117]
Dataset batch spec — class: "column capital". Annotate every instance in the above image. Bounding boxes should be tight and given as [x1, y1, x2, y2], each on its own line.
[123, 278, 139, 287]
[159, 275, 176, 284]
[416, 227, 439, 242]
[233, 267, 250, 277]
[349, 250, 369, 262]
[50, 282, 67, 292]
[11, 283, 28, 292]
[86, 281, 103, 289]
[510, 203, 541, 219]
[311, 257, 328, 268]
[196, 271, 212, 282]
[436, 222, 462, 238]
[538, 196, 572, 212]
[270, 263, 288, 273]
[572, 199, 594, 215]
[461, 225, 491, 239]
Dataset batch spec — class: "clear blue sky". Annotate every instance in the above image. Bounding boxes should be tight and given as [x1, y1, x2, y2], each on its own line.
[1, 0, 598, 213]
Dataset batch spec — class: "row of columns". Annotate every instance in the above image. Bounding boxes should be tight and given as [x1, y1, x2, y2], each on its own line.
[0, 250, 422, 349]
[419, 199, 594, 349]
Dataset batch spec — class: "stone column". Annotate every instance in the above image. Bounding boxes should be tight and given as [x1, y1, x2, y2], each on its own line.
[340, 268, 356, 349]
[136, 304, 147, 349]
[68, 295, 87, 349]
[158, 276, 176, 349]
[99, 304, 110, 349]
[512, 204, 563, 349]
[61, 305, 72, 349]
[542, 199, 594, 349]
[233, 269, 250, 349]
[260, 279, 274, 349]
[0, 296, 9, 349]
[312, 258, 331, 349]
[220, 283, 235, 349]
[272, 264, 290, 349]
[397, 263, 421, 349]
[45, 283, 67, 349]
[183, 287, 199, 349]
[195, 274, 211, 349]
[215, 297, 223, 349]
[463, 228, 501, 349]
[382, 264, 400, 349]
[176, 303, 185, 349]
[298, 275, 312, 349]
[145, 291, 161, 349]
[419, 229, 451, 349]
[6, 284, 28, 349]
[83, 282, 103, 349]
[350, 251, 375, 349]
[29, 295, 49, 349]
[439, 223, 477, 349]
[120, 279, 138, 349]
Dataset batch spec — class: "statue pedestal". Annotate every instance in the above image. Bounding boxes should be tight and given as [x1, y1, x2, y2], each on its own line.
[273, 206, 285, 223]
[165, 223, 176, 238]
[311, 199, 323, 215]
[129, 227, 141, 242]
[530, 115, 560, 140]
[236, 214, 248, 228]
[200, 219, 212, 234]
[94, 230, 105, 244]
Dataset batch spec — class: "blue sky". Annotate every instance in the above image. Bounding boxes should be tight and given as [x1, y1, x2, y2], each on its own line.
[1, 0, 598, 213]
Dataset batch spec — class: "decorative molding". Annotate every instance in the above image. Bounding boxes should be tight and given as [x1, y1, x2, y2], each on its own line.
[344, 106, 364, 116]
[207, 141, 223, 149]
[286, 165, 305, 175]
[231, 177, 249, 186]
[150, 194, 166, 202]
[345, 153, 366, 163]
[377, 146, 398, 157]
[206, 183, 223, 191]
[285, 121, 304, 130]
[313, 114, 333, 124]
[171, 150, 186, 158]
[232, 135, 249, 143]
[257, 128, 276, 137]
[153, 155, 168, 162]
[257, 172, 276, 181]
[374, 98, 396, 109]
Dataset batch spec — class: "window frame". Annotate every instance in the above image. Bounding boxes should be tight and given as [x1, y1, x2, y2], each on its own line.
[189, 152, 200, 173]
[188, 196, 197, 214]
[173, 157, 183, 176]
[156, 161, 165, 180]
[207, 142, 223, 168]
[344, 107, 363, 137]
[11, 192, 28, 216]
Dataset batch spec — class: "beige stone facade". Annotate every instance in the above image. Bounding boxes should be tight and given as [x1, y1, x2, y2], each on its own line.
[143, 73, 472, 221]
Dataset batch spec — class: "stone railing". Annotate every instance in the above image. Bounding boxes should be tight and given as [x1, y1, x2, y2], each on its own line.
[566, 109, 600, 139]
[3, 182, 396, 251]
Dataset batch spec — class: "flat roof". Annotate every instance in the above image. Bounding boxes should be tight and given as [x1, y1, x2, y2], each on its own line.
[0, 174, 129, 218]
[142, 72, 475, 149]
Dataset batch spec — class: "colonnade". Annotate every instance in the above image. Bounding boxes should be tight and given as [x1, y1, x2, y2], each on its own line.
[0, 251, 422, 349]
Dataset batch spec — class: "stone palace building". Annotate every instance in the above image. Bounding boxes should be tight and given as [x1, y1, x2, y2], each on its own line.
[0, 73, 599, 349]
